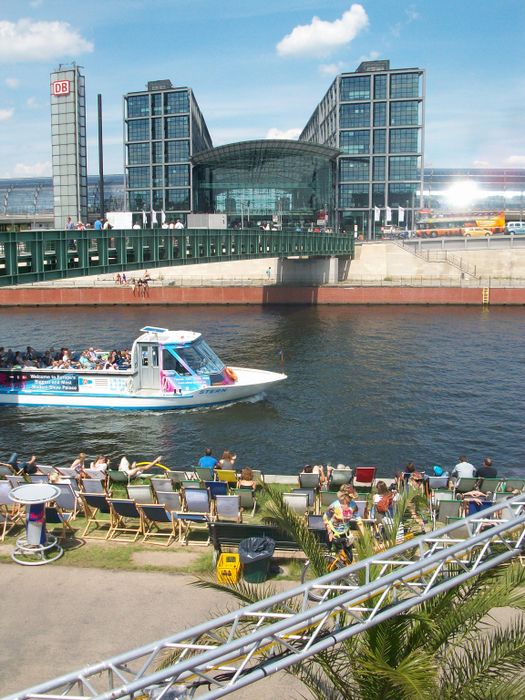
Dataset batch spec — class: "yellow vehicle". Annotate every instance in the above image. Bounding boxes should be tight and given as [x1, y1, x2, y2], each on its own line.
[463, 227, 492, 237]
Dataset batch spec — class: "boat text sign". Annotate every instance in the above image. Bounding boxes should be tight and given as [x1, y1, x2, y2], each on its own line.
[0, 371, 79, 394]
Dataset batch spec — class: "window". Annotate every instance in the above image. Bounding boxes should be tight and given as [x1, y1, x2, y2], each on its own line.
[165, 164, 189, 187]
[373, 129, 386, 153]
[340, 75, 370, 101]
[372, 183, 385, 207]
[339, 183, 369, 208]
[152, 190, 163, 210]
[373, 102, 386, 127]
[390, 128, 420, 153]
[390, 101, 420, 126]
[152, 166, 164, 187]
[128, 190, 150, 211]
[339, 130, 370, 154]
[390, 73, 420, 98]
[388, 156, 420, 181]
[166, 140, 190, 162]
[165, 91, 189, 114]
[128, 167, 150, 189]
[127, 119, 149, 141]
[165, 188, 190, 210]
[374, 75, 387, 99]
[388, 183, 417, 206]
[373, 157, 385, 181]
[127, 95, 149, 118]
[151, 118, 163, 140]
[339, 158, 369, 182]
[340, 103, 370, 128]
[166, 115, 189, 138]
[152, 142, 163, 164]
[152, 93, 163, 116]
[127, 143, 149, 165]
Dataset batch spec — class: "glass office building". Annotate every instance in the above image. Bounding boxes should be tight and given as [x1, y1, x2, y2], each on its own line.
[124, 79, 212, 224]
[50, 64, 88, 228]
[300, 60, 425, 237]
[192, 140, 338, 229]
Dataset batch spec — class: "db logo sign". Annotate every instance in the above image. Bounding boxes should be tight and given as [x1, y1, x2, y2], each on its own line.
[52, 80, 70, 96]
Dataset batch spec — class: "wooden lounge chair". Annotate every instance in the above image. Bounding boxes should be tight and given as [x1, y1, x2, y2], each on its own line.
[80, 477, 107, 495]
[0, 481, 22, 540]
[80, 493, 112, 539]
[138, 503, 181, 546]
[215, 469, 237, 486]
[232, 487, 257, 517]
[283, 492, 309, 520]
[215, 495, 242, 523]
[150, 478, 174, 500]
[126, 484, 152, 504]
[353, 466, 376, 491]
[178, 488, 212, 546]
[155, 490, 183, 512]
[45, 504, 75, 541]
[108, 498, 143, 542]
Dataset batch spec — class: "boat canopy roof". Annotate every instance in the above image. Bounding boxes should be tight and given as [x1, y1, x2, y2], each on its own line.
[137, 327, 202, 345]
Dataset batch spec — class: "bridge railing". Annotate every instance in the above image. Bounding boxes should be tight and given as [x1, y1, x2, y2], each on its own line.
[0, 228, 354, 287]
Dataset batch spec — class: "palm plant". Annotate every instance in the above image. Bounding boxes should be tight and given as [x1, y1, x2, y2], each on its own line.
[189, 485, 525, 699]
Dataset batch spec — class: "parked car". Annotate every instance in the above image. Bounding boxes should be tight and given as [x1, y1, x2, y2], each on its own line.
[463, 227, 492, 237]
[505, 222, 525, 235]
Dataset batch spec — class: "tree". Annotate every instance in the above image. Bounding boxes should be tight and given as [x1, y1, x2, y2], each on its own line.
[191, 486, 525, 699]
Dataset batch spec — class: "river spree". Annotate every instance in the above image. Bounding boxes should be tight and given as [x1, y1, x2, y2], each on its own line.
[0, 305, 524, 476]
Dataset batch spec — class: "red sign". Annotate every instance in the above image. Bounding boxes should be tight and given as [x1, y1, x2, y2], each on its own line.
[52, 80, 70, 96]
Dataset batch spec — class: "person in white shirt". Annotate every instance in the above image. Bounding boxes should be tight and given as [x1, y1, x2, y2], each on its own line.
[174, 219, 185, 230]
[451, 455, 476, 479]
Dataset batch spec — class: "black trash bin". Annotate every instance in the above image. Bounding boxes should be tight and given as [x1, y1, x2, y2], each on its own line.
[238, 536, 276, 583]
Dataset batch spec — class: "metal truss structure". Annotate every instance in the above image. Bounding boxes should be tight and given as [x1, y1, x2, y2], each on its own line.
[6, 495, 525, 700]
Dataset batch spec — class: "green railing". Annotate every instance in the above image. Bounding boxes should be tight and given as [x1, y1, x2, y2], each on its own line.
[0, 228, 354, 287]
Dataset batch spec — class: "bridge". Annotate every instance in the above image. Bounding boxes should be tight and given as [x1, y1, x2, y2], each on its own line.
[0, 229, 353, 287]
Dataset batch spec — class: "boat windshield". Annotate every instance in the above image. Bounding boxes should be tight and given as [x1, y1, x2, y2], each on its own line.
[170, 339, 225, 376]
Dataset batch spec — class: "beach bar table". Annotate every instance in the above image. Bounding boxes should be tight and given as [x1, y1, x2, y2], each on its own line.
[9, 483, 63, 565]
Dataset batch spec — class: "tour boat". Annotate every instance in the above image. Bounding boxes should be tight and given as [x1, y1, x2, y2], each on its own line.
[0, 327, 287, 410]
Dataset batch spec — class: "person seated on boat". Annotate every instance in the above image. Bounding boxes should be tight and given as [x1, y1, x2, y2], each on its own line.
[70, 452, 87, 473]
[301, 463, 328, 487]
[22, 358, 38, 369]
[90, 455, 110, 472]
[217, 450, 237, 472]
[237, 467, 257, 491]
[118, 455, 163, 478]
[79, 351, 94, 369]
[198, 448, 218, 470]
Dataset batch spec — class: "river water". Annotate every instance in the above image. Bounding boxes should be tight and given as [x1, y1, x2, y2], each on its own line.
[0, 305, 524, 476]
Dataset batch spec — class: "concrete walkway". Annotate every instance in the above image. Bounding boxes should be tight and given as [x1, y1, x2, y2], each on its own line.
[0, 563, 310, 699]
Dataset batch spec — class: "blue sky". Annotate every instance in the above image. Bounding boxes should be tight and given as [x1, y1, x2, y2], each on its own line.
[0, 0, 523, 177]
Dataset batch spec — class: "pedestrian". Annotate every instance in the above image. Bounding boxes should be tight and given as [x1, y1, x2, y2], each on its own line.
[94, 218, 103, 231]
[65, 216, 74, 230]
[174, 219, 185, 230]
[266, 266, 272, 280]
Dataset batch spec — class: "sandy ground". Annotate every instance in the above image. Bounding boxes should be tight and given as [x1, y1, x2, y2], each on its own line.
[0, 563, 311, 699]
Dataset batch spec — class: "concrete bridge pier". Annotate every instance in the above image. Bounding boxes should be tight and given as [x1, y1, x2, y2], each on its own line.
[279, 255, 349, 284]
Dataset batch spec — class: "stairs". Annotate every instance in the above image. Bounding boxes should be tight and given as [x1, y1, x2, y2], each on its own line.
[394, 242, 481, 280]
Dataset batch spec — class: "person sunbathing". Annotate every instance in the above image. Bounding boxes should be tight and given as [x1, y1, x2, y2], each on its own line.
[118, 455, 163, 478]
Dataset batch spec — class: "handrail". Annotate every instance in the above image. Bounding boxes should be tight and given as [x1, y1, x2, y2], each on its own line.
[7, 495, 525, 700]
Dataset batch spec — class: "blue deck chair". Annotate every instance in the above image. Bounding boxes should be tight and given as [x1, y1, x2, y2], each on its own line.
[138, 503, 181, 546]
[205, 481, 229, 499]
[45, 505, 74, 541]
[54, 482, 79, 518]
[0, 480, 22, 540]
[179, 488, 212, 545]
[108, 498, 143, 542]
[80, 493, 112, 539]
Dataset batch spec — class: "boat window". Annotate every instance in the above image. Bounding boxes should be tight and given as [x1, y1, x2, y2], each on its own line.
[151, 346, 159, 368]
[162, 348, 191, 375]
[140, 345, 149, 367]
[176, 339, 224, 376]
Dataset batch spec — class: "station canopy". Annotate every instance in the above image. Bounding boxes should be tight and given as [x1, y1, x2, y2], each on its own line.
[192, 139, 339, 226]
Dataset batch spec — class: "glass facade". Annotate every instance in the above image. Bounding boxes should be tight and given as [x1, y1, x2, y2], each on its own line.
[193, 140, 338, 229]
[124, 82, 212, 220]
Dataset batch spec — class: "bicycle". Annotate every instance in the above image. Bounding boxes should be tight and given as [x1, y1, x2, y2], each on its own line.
[301, 534, 359, 601]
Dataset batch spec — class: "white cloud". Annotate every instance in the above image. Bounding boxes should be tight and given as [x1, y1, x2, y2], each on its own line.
[319, 62, 343, 76]
[358, 50, 380, 62]
[26, 96, 39, 108]
[0, 19, 93, 63]
[13, 161, 51, 177]
[0, 108, 14, 121]
[506, 155, 525, 167]
[473, 160, 490, 168]
[276, 4, 368, 58]
[265, 127, 301, 140]
[30, 0, 44, 7]
[5, 77, 19, 88]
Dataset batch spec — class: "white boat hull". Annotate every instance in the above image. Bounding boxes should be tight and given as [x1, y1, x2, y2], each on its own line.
[0, 367, 286, 411]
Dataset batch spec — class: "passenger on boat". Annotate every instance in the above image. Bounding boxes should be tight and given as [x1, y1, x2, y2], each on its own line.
[70, 452, 87, 473]
[90, 455, 110, 472]
[198, 448, 218, 469]
[118, 455, 163, 478]
[217, 450, 237, 471]
[237, 467, 257, 491]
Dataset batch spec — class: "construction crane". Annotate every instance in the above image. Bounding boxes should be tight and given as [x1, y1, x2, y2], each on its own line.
[5, 495, 525, 700]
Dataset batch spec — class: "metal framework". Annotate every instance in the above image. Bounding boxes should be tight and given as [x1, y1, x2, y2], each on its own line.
[6, 495, 525, 700]
[0, 229, 353, 287]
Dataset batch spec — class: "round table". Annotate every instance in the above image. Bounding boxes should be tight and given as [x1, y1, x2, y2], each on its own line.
[9, 483, 63, 565]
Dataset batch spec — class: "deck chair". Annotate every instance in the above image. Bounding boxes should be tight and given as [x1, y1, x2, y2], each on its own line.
[108, 498, 143, 542]
[354, 499, 371, 521]
[194, 466, 214, 481]
[307, 514, 329, 546]
[205, 481, 229, 499]
[477, 477, 501, 494]
[320, 490, 338, 509]
[293, 487, 317, 513]
[298, 472, 321, 490]
[80, 493, 112, 539]
[0, 480, 21, 540]
[80, 477, 107, 495]
[166, 470, 189, 487]
[126, 484, 152, 504]
[329, 469, 353, 488]
[56, 467, 78, 479]
[181, 479, 200, 490]
[427, 475, 449, 490]
[436, 499, 461, 525]
[454, 477, 480, 495]
[83, 468, 107, 479]
[283, 492, 309, 519]
[155, 490, 183, 512]
[7, 475, 25, 490]
[28, 474, 50, 484]
[0, 464, 16, 477]
[353, 466, 376, 491]
[45, 505, 74, 541]
[497, 478, 525, 493]
[150, 478, 174, 500]
[107, 470, 129, 485]
[35, 465, 57, 478]
[138, 503, 181, 546]
[215, 495, 242, 523]
[178, 488, 212, 545]
[233, 488, 257, 517]
[251, 469, 265, 485]
[54, 482, 79, 518]
[215, 469, 237, 486]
